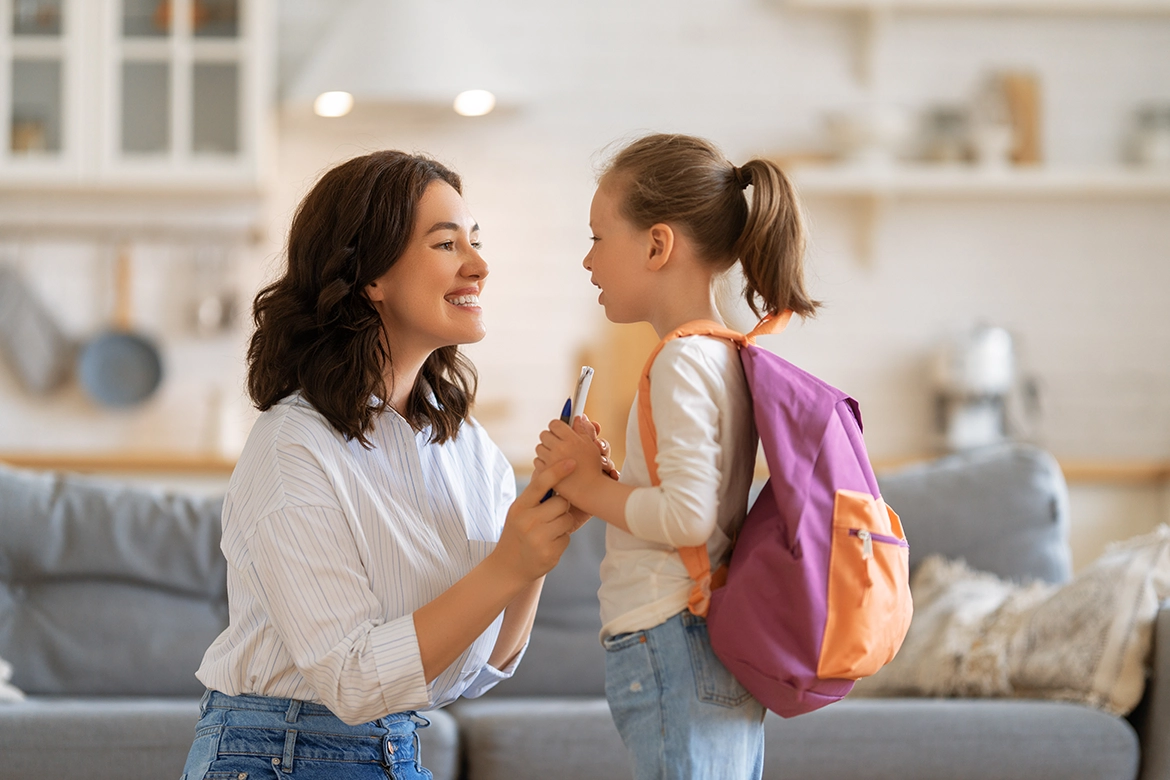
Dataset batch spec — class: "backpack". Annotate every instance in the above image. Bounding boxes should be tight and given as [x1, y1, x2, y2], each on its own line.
[636, 313, 913, 718]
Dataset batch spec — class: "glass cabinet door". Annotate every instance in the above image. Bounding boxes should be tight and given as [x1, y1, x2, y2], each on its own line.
[8, 0, 66, 158]
[116, 0, 243, 162]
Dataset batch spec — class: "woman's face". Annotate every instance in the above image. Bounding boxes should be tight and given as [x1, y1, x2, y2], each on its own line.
[367, 180, 488, 360]
[583, 181, 654, 324]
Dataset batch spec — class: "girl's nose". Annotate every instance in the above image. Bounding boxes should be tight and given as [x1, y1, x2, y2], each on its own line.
[582, 252, 592, 271]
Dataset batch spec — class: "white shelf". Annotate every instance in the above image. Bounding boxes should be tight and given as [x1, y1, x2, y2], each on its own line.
[791, 0, 1170, 13]
[788, 164, 1170, 198]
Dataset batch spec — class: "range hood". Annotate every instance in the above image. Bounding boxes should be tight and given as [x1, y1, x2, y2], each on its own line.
[284, 0, 521, 113]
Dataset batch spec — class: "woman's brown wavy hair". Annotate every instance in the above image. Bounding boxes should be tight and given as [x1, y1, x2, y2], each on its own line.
[247, 150, 477, 446]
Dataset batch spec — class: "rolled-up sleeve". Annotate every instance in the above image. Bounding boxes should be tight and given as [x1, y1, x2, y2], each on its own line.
[247, 506, 431, 724]
[460, 640, 528, 699]
[624, 340, 728, 549]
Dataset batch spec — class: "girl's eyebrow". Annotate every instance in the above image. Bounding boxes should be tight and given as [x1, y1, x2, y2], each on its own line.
[425, 221, 479, 235]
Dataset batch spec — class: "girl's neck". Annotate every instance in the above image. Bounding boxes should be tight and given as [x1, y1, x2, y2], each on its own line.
[647, 269, 725, 338]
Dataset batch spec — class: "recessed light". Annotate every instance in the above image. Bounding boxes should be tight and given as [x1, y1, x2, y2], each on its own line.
[314, 91, 354, 118]
[453, 90, 496, 117]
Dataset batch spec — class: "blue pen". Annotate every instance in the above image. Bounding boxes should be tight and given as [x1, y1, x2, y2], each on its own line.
[541, 397, 573, 502]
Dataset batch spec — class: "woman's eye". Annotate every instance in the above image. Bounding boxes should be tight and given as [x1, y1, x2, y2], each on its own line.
[438, 241, 455, 250]
[589, 235, 600, 242]
[471, 241, 483, 250]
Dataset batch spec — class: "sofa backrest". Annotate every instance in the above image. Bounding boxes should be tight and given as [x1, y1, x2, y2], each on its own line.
[876, 443, 1073, 585]
[0, 442, 1071, 700]
[0, 464, 227, 696]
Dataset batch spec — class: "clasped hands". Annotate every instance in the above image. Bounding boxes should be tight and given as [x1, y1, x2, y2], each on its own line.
[534, 414, 619, 523]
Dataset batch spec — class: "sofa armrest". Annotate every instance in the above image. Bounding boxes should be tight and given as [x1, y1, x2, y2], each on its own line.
[1139, 600, 1170, 780]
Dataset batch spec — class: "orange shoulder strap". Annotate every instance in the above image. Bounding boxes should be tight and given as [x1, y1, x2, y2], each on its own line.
[635, 312, 791, 616]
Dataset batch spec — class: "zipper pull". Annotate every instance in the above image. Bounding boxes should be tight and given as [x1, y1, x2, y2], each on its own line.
[857, 529, 873, 560]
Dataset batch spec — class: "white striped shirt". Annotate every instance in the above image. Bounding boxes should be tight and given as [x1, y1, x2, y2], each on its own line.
[195, 392, 519, 725]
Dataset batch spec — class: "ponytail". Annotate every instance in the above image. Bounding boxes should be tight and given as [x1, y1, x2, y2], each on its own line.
[733, 159, 819, 320]
[601, 134, 819, 324]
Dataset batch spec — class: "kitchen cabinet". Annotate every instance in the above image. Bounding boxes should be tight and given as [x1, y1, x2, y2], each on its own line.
[0, 0, 272, 202]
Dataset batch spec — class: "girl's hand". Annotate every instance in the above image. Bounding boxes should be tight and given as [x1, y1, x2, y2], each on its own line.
[493, 459, 579, 584]
[535, 419, 605, 508]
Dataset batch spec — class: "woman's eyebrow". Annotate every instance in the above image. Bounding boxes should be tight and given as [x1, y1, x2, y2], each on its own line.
[425, 221, 479, 235]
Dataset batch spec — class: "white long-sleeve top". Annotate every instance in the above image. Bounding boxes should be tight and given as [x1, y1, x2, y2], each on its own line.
[599, 335, 757, 640]
[195, 393, 521, 725]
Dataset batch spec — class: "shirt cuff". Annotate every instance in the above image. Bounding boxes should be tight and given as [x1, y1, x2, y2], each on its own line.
[369, 613, 432, 714]
[460, 640, 529, 700]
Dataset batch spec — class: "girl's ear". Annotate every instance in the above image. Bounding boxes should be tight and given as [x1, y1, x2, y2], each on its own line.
[646, 223, 674, 271]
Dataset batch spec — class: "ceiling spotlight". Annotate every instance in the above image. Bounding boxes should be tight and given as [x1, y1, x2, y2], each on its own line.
[314, 91, 354, 118]
[453, 90, 496, 117]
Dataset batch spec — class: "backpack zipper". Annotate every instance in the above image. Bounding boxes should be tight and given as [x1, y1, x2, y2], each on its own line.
[849, 528, 909, 561]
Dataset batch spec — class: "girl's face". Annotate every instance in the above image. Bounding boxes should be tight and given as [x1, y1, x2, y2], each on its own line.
[367, 181, 488, 360]
[584, 181, 654, 324]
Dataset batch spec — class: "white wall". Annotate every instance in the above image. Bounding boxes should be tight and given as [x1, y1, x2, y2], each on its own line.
[1, 0, 1168, 564]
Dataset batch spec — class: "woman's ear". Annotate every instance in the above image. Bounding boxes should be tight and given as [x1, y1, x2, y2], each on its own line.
[646, 223, 674, 271]
[364, 279, 385, 302]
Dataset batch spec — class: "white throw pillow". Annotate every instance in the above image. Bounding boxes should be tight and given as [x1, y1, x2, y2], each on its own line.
[851, 524, 1170, 715]
[0, 655, 25, 702]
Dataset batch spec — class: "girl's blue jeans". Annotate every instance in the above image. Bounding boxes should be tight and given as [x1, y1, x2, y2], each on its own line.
[604, 610, 766, 780]
[181, 690, 433, 780]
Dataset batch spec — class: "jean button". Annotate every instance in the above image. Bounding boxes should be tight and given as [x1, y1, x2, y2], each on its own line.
[271, 758, 281, 767]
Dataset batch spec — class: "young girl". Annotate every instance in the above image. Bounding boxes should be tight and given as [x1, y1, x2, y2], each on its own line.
[535, 134, 819, 779]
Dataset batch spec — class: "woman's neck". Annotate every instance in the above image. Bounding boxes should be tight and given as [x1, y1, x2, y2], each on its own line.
[384, 348, 428, 416]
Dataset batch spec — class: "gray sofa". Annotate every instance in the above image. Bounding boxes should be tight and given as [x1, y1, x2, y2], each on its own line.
[1, 444, 1167, 779]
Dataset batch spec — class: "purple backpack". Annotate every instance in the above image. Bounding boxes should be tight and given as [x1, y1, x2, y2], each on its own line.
[637, 315, 913, 717]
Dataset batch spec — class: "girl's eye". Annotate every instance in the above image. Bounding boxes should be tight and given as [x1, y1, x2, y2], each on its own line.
[438, 241, 455, 250]
[471, 241, 483, 250]
[589, 235, 600, 242]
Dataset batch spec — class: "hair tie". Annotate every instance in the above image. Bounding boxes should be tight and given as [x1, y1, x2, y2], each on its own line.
[733, 165, 752, 190]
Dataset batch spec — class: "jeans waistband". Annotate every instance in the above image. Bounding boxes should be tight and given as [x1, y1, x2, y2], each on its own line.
[201, 690, 424, 729]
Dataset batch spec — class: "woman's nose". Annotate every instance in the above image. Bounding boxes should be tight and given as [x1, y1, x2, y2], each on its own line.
[582, 252, 592, 271]
[465, 247, 489, 279]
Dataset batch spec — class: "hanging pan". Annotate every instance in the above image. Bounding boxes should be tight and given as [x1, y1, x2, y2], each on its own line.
[77, 244, 164, 407]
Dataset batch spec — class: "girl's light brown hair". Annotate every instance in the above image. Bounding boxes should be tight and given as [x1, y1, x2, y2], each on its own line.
[247, 150, 476, 446]
[601, 133, 819, 320]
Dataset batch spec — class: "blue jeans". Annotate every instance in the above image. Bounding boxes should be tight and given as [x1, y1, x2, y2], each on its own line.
[604, 610, 766, 780]
[181, 690, 433, 780]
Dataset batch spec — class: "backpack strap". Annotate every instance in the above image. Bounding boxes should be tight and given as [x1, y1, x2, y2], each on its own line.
[636, 312, 792, 617]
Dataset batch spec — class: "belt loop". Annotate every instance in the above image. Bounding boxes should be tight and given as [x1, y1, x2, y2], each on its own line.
[281, 729, 296, 773]
[199, 688, 211, 715]
[284, 699, 301, 723]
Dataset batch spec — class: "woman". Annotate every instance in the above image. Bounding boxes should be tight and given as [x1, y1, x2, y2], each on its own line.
[181, 151, 607, 780]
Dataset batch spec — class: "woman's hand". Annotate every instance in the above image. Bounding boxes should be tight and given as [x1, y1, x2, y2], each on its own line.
[492, 459, 579, 584]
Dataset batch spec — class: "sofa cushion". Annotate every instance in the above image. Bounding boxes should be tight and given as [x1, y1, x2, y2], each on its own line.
[0, 465, 227, 695]
[877, 444, 1073, 584]
[451, 697, 629, 780]
[762, 698, 1138, 780]
[0, 697, 460, 780]
[451, 697, 1136, 780]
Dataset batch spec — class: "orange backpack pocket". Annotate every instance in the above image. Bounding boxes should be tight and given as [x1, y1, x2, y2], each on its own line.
[817, 489, 913, 680]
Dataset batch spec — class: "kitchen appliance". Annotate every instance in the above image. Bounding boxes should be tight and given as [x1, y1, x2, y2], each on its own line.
[933, 324, 1015, 451]
[77, 244, 163, 407]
